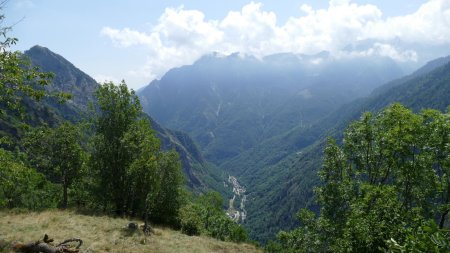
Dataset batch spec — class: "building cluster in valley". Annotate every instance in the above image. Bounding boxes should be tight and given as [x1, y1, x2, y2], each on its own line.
[226, 175, 247, 223]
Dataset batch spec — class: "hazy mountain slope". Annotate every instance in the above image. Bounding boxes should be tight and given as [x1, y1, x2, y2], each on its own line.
[139, 53, 403, 165]
[240, 56, 450, 242]
[8, 46, 225, 192]
[224, 54, 450, 177]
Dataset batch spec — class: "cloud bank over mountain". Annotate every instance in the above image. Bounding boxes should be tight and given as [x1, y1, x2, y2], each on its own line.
[100, 0, 450, 83]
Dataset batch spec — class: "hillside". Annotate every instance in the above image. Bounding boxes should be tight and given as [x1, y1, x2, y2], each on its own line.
[237, 55, 450, 242]
[138, 53, 403, 164]
[0, 210, 261, 253]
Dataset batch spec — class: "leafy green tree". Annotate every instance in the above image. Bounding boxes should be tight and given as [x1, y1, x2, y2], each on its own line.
[274, 104, 450, 252]
[90, 81, 142, 215]
[421, 108, 450, 228]
[23, 122, 84, 208]
[122, 117, 162, 231]
[0, 7, 71, 211]
[149, 150, 184, 225]
[90, 81, 185, 227]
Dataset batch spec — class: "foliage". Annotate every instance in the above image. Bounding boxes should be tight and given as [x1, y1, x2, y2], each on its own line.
[22, 122, 85, 208]
[271, 103, 450, 252]
[90, 81, 143, 214]
[179, 203, 205, 236]
[386, 221, 450, 253]
[0, 148, 59, 210]
[179, 191, 249, 243]
[90, 81, 184, 226]
[149, 150, 184, 225]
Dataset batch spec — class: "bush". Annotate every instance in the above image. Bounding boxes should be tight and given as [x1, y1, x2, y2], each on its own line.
[0, 148, 59, 210]
[178, 193, 249, 243]
[179, 203, 204, 236]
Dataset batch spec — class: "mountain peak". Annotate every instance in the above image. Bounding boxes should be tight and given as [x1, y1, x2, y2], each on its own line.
[24, 45, 99, 111]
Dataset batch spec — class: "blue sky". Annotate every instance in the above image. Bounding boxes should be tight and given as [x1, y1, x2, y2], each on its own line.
[6, 0, 450, 90]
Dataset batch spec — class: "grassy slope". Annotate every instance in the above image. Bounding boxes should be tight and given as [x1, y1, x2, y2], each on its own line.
[0, 210, 261, 253]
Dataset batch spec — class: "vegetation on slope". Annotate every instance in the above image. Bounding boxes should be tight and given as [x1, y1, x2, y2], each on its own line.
[268, 104, 450, 252]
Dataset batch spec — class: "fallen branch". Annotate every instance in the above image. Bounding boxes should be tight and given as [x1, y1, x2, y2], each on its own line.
[13, 234, 82, 253]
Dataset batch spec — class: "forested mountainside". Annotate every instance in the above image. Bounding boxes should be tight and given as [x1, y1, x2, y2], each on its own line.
[236, 56, 450, 242]
[8, 46, 224, 192]
[138, 53, 404, 164]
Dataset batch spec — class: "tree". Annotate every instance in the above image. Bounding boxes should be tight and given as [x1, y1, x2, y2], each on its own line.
[123, 117, 162, 231]
[90, 81, 141, 215]
[90, 80, 185, 227]
[23, 122, 84, 208]
[149, 150, 184, 225]
[421, 108, 450, 228]
[0, 5, 69, 211]
[275, 103, 450, 252]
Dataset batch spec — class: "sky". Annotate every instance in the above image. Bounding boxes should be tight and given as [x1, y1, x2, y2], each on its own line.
[5, 0, 450, 90]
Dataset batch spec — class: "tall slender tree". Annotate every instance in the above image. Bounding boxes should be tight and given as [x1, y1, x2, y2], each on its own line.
[90, 81, 141, 215]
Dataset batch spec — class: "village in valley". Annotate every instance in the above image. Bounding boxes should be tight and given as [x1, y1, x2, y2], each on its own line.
[226, 175, 247, 223]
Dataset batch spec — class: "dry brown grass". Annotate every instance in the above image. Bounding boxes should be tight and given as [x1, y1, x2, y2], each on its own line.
[0, 210, 261, 253]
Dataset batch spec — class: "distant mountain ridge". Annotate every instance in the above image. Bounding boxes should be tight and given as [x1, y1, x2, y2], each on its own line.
[138, 52, 404, 165]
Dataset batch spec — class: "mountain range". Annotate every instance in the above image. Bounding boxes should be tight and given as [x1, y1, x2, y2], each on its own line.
[16, 45, 450, 243]
[138, 51, 450, 242]
[138, 52, 404, 164]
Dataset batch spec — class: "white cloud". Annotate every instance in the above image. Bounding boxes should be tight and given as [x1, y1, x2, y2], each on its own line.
[342, 43, 418, 62]
[15, 0, 35, 9]
[93, 74, 121, 85]
[362, 0, 450, 44]
[101, 0, 450, 86]
[155, 6, 223, 48]
[100, 27, 161, 48]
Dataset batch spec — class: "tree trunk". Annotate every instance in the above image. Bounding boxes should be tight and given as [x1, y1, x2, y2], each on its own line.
[439, 210, 448, 229]
[62, 182, 68, 209]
